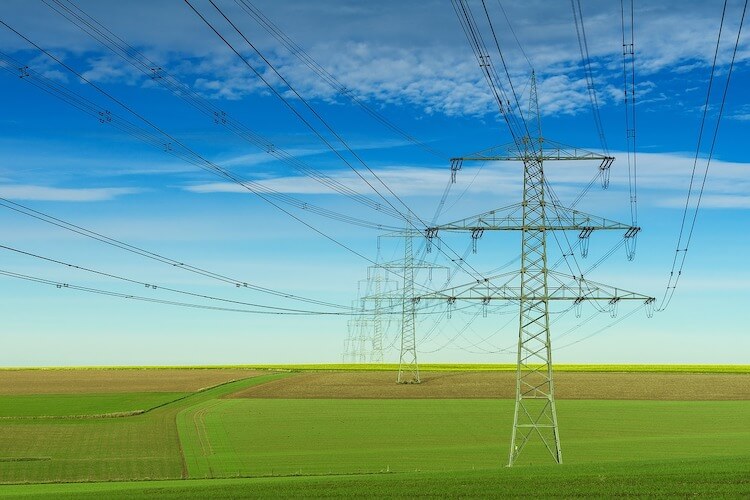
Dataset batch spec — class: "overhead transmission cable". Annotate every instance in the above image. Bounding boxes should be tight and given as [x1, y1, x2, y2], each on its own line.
[0, 16, 476, 308]
[479, 0, 531, 140]
[571, 0, 609, 156]
[192, 0, 422, 224]
[557, 302, 646, 350]
[0, 268, 329, 316]
[620, 0, 638, 230]
[496, 1, 533, 71]
[657, 0, 746, 311]
[0, 197, 347, 310]
[451, 0, 529, 143]
[0, 22, 433, 287]
[187, 0, 490, 283]
[41, 0, 408, 222]
[0, 23, 401, 232]
[0, 243, 350, 315]
[232, 0, 447, 160]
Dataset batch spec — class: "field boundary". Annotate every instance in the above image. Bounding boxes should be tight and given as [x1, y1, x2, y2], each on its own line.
[0, 375, 285, 421]
[1, 364, 748, 373]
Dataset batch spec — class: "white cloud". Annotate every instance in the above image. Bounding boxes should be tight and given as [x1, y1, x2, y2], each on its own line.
[0, 184, 142, 201]
[185, 150, 750, 210]
[2, 0, 746, 119]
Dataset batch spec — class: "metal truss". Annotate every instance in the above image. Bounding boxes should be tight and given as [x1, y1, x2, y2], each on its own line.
[422, 73, 652, 466]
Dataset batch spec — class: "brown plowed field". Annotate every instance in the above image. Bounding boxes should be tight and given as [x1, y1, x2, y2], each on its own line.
[0, 369, 270, 394]
[229, 371, 750, 400]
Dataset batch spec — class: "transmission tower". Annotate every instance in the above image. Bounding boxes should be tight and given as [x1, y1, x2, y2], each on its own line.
[342, 299, 370, 363]
[369, 272, 385, 363]
[363, 229, 450, 382]
[398, 228, 418, 383]
[419, 74, 654, 465]
[350, 267, 400, 363]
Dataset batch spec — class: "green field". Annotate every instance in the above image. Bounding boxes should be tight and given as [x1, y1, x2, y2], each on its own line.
[0, 393, 186, 418]
[176, 398, 750, 478]
[3, 456, 750, 498]
[0, 374, 289, 484]
[0, 367, 748, 498]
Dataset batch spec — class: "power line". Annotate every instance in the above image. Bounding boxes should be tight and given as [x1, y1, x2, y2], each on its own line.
[657, 0, 746, 311]
[0, 22, 433, 287]
[571, 0, 609, 155]
[232, 0, 447, 160]
[496, 1, 533, 71]
[451, 0, 528, 142]
[0, 29, 400, 231]
[620, 0, 638, 229]
[0, 268, 333, 316]
[188, 0, 490, 283]
[42, 0, 408, 222]
[0, 197, 347, 310]
[557, 302, 646, 350]
[0, 242, 350, 315]
[194, 0, 420, 224]
[479, 0, 532, 140]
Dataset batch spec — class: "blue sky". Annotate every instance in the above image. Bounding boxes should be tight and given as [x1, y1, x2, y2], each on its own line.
[0, 0, 747, 366]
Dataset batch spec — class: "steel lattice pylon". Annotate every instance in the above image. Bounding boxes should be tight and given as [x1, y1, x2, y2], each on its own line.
[359, 233, 449, 381]
[397, 226, 419, 383]
[417, 73, 653, 465]
[370, 273, 385, 363]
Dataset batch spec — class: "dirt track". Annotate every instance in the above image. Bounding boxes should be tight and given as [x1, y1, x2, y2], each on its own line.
[0, 369, 270, 394]
[229, 371, 750, 400]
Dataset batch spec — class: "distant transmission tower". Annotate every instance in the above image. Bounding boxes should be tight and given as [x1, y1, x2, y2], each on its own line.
[419, 74, 654, 465]
[351, 266, 400, 364]
[342, 300, 369, 363]
[398, 227, 418, 383]
[369, 271, 385, 363]
[365, 229, 450, 383]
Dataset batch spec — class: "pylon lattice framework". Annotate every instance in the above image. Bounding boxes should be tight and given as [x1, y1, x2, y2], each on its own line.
[343, 266, 401, 363]
[361, 231, 450, 383]
[416, 75, 653, 465]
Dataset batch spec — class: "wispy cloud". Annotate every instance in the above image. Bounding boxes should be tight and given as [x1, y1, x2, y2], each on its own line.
[184, 150, 750, 210]
[4, 0, 745, 119]
[0, 184, 142, 202]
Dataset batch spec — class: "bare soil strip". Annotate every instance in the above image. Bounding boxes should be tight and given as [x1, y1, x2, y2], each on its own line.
[0, 369, 270, 394]
[229, 371, 750, 400]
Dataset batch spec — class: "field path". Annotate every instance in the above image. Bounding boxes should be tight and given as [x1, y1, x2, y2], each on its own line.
[175, 373, 294, 478]
[0, 372, 288, 484]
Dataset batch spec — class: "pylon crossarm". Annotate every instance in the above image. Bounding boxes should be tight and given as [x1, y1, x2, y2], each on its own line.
[376, 260, 450, 270]
[547, 272, 654, 302]
[413, 271, 520, 302]
[414, 272, 653, 303]
[451, 138, 613, 163]
[427, 203, 636, 233]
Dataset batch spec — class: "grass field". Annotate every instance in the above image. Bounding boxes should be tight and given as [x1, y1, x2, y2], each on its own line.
[176, 398, 750, 477]
[3, 456, 750, 498]
[0, 374, 289, 484]
[0, 366, 748, 498]
[0, 393, 186, 418]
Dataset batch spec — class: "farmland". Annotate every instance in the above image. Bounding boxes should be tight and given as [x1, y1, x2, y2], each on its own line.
[0, 366, 748, 497]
